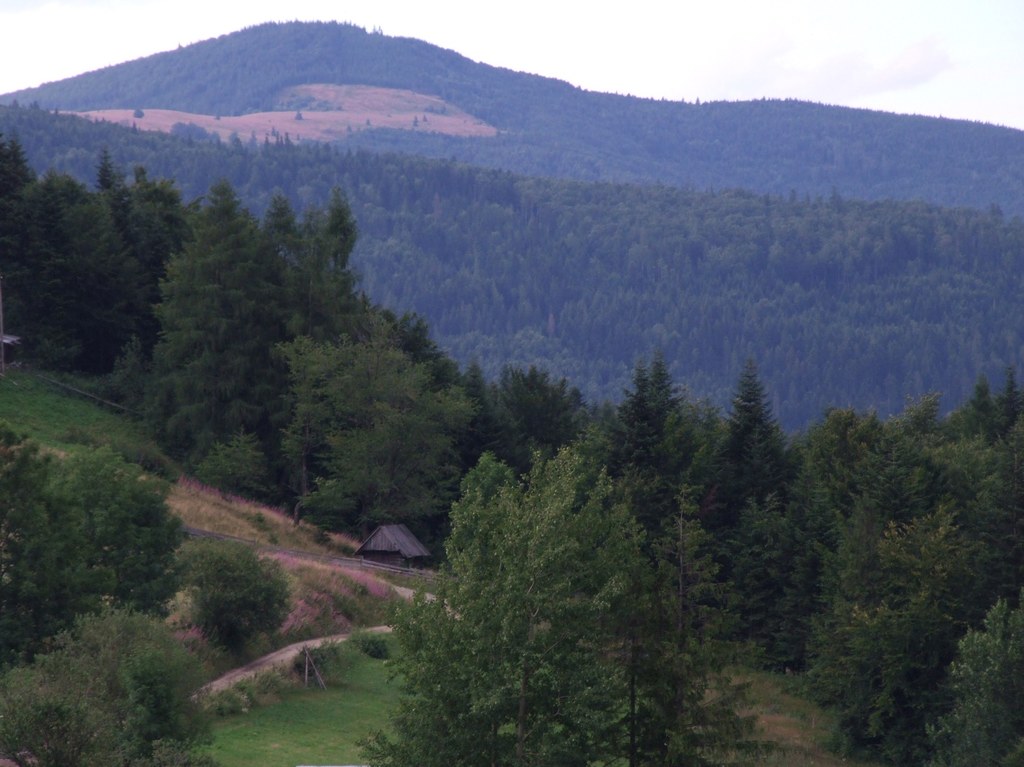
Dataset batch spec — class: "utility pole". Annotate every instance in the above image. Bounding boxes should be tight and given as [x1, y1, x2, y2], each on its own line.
[0, 273, 5, 377]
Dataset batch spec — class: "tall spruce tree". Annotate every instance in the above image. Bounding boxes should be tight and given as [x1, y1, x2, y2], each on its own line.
[495, 365, 587, 475]
[0, 134, 31, 269]
[266, 188, 359, 342]
[997, 367, 1023, 439]
[610, 353, 683, 536]
[620, 491, 759, 767]
[713, 360, 791, 532]
[149, 180, 288, 464]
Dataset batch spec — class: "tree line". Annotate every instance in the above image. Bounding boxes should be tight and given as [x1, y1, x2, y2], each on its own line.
[368, 353, 1024, 767]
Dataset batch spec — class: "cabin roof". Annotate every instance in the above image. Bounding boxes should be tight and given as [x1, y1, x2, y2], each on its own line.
[355, 523, 430, 559]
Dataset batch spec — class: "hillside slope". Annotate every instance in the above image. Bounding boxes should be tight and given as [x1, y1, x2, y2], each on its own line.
[5, 21, 1024, 216]
[3, 106, 1023, 428]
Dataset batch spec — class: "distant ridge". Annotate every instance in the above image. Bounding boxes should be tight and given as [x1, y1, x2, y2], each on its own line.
[5, 20, 1024, 216]
[4, 22, 1024, 429]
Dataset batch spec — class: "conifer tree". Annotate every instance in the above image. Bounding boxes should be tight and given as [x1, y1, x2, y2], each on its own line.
[149, 180, 288, 463]
[997, 367, 1023, 439]
[621, 491, 758, 767]
[609, 353, 705, 538]
[713, 359, 791, 532]
[270, 187, 359, 341]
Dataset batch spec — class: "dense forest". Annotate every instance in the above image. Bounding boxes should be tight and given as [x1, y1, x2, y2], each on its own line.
[5, 132, 1024, 765]
[4, 22, 1024, 763]
[3, 105, 1024, 428]
[4, 21, 1024, 217]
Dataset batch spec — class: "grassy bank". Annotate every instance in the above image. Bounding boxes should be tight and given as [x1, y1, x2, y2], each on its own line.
[742, 670, 884, 767]
[0, 370, 173, 469]
[205, 641, 397, 767]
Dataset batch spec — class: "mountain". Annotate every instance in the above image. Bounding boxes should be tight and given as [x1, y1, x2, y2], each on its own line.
[2, 21, 1024, 429]
[5, 20, 1024, 217]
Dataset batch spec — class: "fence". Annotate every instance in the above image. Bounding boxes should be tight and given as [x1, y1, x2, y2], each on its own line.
[183, 525, 437, 580]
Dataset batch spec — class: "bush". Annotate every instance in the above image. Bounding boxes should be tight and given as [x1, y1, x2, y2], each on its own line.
[178, 539, 289, 652]
[0, 609, 209, 766]
[350, 630, 390, 659]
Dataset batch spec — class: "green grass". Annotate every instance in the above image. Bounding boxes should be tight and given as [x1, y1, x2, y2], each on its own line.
[204, 645, 398, 767]
[0, 370, 175, 472]
[739, 669, 885, 767]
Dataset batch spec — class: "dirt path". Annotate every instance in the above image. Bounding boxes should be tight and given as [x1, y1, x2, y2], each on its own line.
[199, 625, 392, 695]
[196, 570, 432, 696]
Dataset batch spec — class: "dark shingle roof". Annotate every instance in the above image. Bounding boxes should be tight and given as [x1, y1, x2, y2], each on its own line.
[355, 523, 430, 559]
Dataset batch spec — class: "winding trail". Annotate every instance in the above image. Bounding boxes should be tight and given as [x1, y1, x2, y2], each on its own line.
[199, 625, 393, 695]
[197, 587, 425, 695]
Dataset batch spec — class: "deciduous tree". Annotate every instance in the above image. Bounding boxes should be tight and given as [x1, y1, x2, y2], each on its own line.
[281, 319, 471, 534]
[178, 538, 289, 652]
[929, 591, 1024, 767]
[365, 448, 635, 767]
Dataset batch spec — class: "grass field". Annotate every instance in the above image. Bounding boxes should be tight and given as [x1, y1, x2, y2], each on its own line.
[204, 643, 397, 767]
[0, 370, 174, 469]
[204, 652, 884, 767]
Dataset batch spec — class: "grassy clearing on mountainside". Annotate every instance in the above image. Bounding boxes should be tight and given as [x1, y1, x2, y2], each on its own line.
[205, 649, 879, 767]
[79, 84, 498, 145]
[167, 476, 361, 554]
[0, 370, 172, 469]
[740, 670, 884, 767]
[204, 637, 398, 767]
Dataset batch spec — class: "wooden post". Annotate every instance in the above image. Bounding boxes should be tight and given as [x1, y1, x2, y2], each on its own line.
[303, 647, 327, 689]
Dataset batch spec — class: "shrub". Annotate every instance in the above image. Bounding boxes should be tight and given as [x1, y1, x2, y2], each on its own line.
[350, 630, 390, 659]
[178, 539, 289, 652]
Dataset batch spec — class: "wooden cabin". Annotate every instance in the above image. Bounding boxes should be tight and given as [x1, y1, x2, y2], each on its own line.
[355, 524, 430, 569]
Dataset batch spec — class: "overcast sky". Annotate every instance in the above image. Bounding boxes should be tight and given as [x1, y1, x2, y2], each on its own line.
[1, 0, 1021, 130]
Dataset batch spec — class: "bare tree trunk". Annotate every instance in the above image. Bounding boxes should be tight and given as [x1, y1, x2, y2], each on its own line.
[517, 658, 530, 763]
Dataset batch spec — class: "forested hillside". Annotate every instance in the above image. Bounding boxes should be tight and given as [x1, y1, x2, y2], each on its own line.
[5, 21, 1024, 216]
[3, 104, 1023, 428]
[7, 127, 1024, 766]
